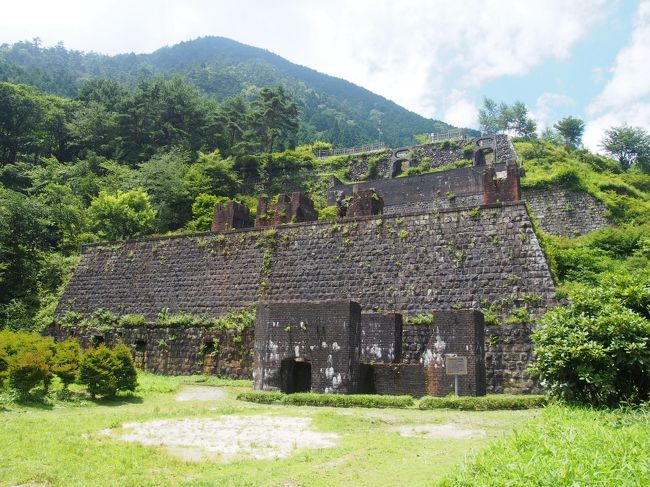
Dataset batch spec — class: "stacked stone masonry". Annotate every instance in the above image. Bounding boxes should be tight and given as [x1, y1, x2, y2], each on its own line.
[48, 324, 254, 379]
[523, 187, 612, 237]
[57, 202, 555, 393]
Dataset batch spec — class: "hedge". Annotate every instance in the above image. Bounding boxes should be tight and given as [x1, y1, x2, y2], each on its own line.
[418, 394, 548, 410]
[237, 391, 414, 409]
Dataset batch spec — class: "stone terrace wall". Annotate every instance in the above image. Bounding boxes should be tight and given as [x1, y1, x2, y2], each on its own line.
[485, 323, 541, 394]
[58, 202, 555, 323]
[48, 324, 253, 378]
[523, 187, 612, 237]
[328, 164, 509, 215]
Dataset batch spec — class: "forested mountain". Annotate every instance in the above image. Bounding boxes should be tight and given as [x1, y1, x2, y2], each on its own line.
[0, 37, 456, 147]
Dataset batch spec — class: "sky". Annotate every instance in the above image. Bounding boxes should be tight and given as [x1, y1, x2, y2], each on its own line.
[1, 0, 649, 151]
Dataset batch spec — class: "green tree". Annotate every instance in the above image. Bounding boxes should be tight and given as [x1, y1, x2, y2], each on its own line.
[132, 149, 192, 231]
[531, 272, 650, 406]
[187, 193, 226, 231]
[0, 82, 45, 164]
[0, 188, 57, 327]
[601, 125, 650, 173]
[554, 116, 585, 150]
[251, 86, 299, 153]
[78, 345, 117, 398]
[183, 151, 241, 200]
[86, 189, 156, 241]
[112, 343, 138, 392]
[478, 97, 500, 135]
[51, 338, 81, 388]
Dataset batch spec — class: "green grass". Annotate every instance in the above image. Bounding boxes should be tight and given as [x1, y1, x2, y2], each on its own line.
[2, 374, 646, 486]
[0, 373, 536, 487]
[439, 404, 650, 486]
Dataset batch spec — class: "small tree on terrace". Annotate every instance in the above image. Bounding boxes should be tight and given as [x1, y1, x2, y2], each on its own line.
[601, 125, 650, 173]
[554, 116, 585, 150]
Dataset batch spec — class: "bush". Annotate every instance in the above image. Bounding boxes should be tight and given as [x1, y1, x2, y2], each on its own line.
[7, 352, 51, 396]
[51, 338, 81, 388]
[0, 330, 55, 395]
[78, 344, 138, 398]
[283, 393, 414, 408]
[531, 272, 650, 405]
[112, 344, 138, 392]
[237, 391, 284, 404]
[418, 394, 548, 410]
[237, 390, 414, 408]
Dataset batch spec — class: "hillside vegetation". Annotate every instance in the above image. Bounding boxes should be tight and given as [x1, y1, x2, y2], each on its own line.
[0, 37, 457, 147]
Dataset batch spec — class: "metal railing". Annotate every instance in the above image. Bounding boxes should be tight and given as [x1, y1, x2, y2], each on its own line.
[426, 128, 469, 143]
[315, 141, 386, 159]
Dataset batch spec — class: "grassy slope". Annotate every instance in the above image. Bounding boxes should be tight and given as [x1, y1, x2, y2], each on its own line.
[0, 373, 536, 487]
[439, 404, 650, 486]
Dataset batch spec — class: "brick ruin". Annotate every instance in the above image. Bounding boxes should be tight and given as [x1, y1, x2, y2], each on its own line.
[53, 134, 568, 395]
[254, 301, 485, 397]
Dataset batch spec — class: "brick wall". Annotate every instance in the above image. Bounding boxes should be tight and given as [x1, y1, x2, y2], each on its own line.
[360, 313, 402, 364]
[253, 300, 361, 394]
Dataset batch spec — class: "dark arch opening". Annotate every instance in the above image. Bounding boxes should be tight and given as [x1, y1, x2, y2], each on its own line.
[280, 358, 311, 393]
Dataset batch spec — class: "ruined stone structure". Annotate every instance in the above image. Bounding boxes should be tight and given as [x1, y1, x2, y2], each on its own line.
[255, 192, 318, 227]
[328, 161, 521, 215]
[253, 301, 485, 397]
[54, 134, 560, 395]
[211, 201, 254, 233]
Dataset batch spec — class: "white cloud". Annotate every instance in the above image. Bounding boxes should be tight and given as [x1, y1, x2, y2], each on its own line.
[585, 1, 650, 151]
[530, 93, 574, 130]
[442, 90, 479, 128]
[1, 0, 608, 123]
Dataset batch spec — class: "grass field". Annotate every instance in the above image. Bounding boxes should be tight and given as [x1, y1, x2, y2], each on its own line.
[1, 374, 647, 487]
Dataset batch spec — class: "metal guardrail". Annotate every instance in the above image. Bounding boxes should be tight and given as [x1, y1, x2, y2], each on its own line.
[426, 128, 469, 143]
[315, 141, 386, 159]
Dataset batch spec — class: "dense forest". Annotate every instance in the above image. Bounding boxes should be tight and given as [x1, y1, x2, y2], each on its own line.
[0, 37, 457, 148]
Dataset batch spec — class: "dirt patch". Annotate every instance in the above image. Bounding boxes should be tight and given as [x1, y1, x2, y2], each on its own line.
[113, 415, 339, 461]
[175, 386, 226, 402]
[397, 423, 486, 440]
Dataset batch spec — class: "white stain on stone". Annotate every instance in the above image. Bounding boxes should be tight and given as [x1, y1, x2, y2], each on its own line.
[294, 345, 300, 357]
[331, 342, 341, 352]
[321, 341, 327, 348]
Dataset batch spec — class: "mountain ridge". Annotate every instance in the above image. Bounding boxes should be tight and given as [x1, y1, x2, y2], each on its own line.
[0, 36, 468, 147]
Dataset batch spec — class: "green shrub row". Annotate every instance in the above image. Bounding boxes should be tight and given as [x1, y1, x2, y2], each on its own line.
[0, 330, 137, 399]
[418, 394, 548, 410]
[59, 306, 255, 332]
[237, 391, 548, 410]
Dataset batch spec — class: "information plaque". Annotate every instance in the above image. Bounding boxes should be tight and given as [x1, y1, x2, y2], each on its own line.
[445, 356, 468, 376]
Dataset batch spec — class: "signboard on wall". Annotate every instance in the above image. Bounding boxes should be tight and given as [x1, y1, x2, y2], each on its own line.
[445, 356, 468, 375]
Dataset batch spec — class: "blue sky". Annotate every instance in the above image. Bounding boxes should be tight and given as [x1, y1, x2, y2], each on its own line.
[2, 1, 649, 150]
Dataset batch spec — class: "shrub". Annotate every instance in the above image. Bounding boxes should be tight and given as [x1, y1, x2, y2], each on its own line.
[51, 338, 81, 388]
[237, 391, 414, 409]
[78, 345, 117, 398]
[418, 394, 548, 410]
[8, 352, 51, 396]
[112, 344, 138, 393]
[78, 344, 138, 398]
[237, 391, 284, 404]
[0, 330, 55, 395]
[282, 393, 414, 408]
[531, 272, 650, 405]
